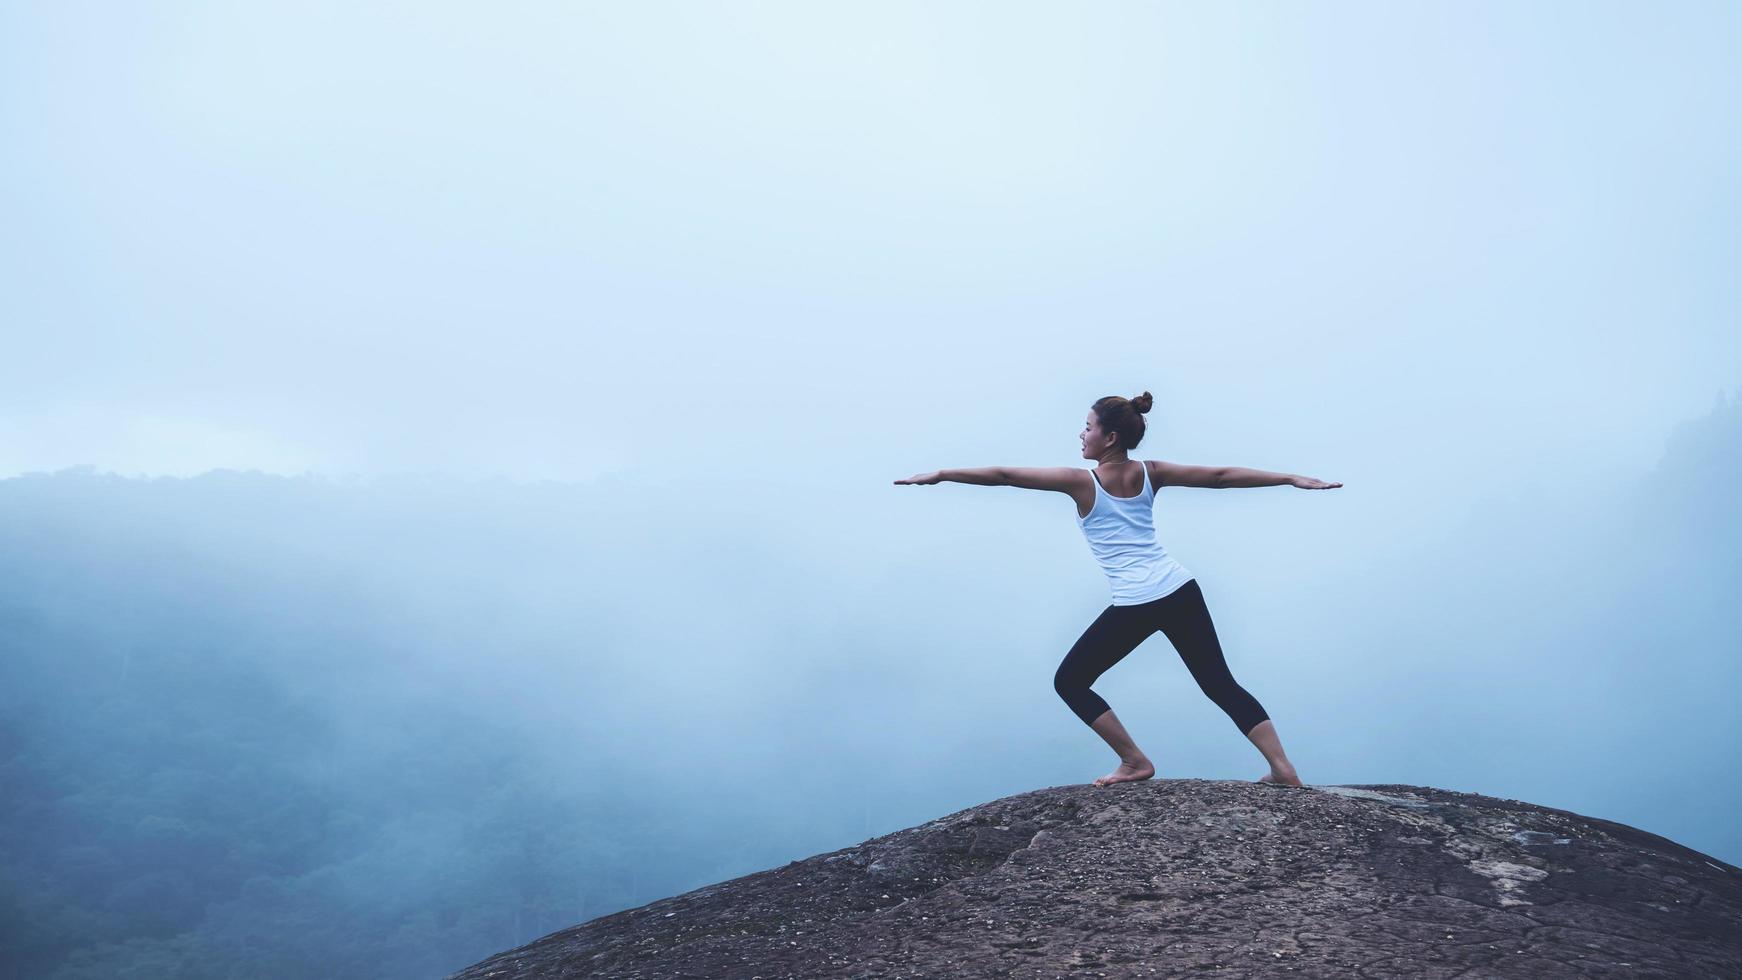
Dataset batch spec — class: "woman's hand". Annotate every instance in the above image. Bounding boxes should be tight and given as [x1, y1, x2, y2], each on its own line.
[894, 471, 943, 485]
[1288, 475, 1343, 489]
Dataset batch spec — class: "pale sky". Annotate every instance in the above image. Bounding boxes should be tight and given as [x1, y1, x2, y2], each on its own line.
[2, 2, 1737, 489]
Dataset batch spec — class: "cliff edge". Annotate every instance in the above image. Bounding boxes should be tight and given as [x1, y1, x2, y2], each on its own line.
[445, 779, 1741, 979]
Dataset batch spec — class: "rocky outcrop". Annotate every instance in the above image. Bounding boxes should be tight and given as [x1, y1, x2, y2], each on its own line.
[445, 780, 1742, 979]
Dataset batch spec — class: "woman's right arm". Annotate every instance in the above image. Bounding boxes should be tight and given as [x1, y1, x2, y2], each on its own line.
[1152, 459, 1340, 489]
[1218, 466, 1342, 489]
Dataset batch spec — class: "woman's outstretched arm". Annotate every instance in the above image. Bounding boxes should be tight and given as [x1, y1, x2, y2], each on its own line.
[893, 466, 1082, 491]
[1149, 459, 1340, 490]
[1220, 466, 1342, 489]
[894, 467, 1002, 486]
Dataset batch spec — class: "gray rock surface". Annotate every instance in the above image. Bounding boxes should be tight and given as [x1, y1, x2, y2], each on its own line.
[444, 780, 1742, 979]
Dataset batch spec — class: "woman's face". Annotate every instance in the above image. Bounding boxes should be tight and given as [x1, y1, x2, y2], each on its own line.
[1081, 411, 1114, 459]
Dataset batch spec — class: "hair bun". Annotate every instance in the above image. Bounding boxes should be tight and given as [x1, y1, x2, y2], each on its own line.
[1131, 391, 1154, 414]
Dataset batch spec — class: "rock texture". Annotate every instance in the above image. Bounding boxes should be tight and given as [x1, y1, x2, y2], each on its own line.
[444, 780, 1742, 979]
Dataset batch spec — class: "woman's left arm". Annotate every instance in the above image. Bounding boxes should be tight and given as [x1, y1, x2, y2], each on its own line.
[941, 467, 1007, 486]
[894, 466, 1081, 490]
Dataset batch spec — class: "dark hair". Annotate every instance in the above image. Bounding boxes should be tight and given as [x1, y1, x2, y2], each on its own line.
[1091, 391, 1154, 451]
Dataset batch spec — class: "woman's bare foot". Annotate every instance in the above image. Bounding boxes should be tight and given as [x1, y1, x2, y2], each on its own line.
[1093, 758, 1154, 786]
[1244, 721, 1302, 786]
[1257, 763, 1302, 786]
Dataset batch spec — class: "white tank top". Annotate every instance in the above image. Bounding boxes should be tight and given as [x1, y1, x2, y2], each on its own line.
[1076, 459, 1195, 605]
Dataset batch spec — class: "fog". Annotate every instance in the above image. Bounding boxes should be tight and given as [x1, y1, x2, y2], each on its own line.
[2, 3, 1739, 979]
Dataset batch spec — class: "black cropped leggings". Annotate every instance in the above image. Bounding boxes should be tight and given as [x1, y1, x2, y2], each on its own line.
[1053, 578, 1271, 737]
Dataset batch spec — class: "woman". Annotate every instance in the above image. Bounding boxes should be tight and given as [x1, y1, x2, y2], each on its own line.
[894, 391, 1341, 788]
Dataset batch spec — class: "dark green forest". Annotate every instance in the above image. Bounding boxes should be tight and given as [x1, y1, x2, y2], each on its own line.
[0, 472, 842, 979]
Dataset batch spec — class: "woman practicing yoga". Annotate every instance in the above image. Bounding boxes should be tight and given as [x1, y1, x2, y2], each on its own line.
[894, 391, 1341, 788]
